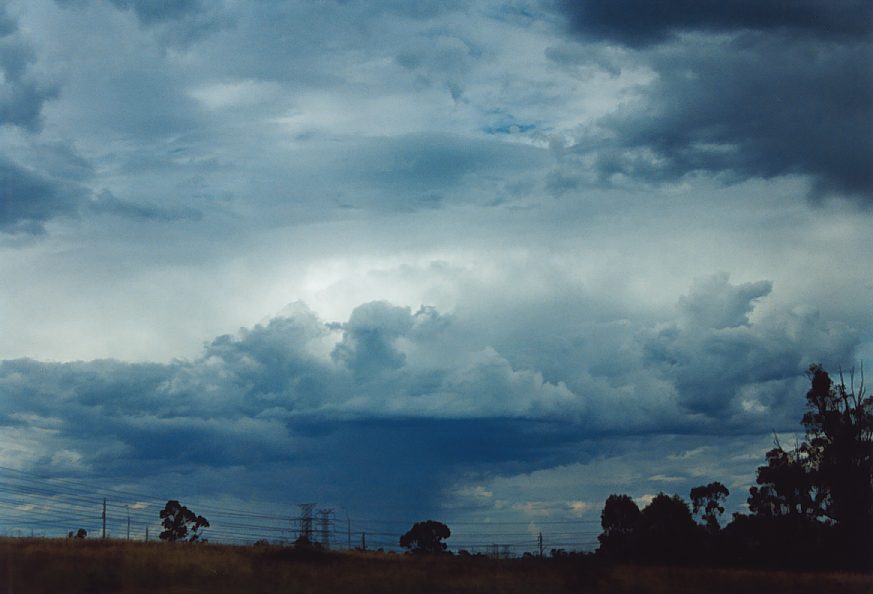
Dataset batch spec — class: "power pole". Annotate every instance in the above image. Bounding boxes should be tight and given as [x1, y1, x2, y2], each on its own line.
[145, 526, 149, 542]
[347, 515, 351, 550]
[101, 499, 107, 539]
[317, 508, 333, 549]
[361, 531, 366, 551]
[297, 503, 315, 543]
[126, 506, 131, 540]
[538, 532, 543, 557]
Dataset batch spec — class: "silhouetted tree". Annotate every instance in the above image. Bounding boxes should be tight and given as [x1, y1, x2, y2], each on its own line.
[597, 494, 640, 559]
[748, 444, 817, 518]
[159, 500, 209, 543]
[736, 364, 873, 569]
[690, 481, 729, 532]
[801, 364, 873, 526]
[399, 520, 451, 553]
[747, 365, 873, 525]
[637, 493, 701, 563]
[67, 528, 87, 539]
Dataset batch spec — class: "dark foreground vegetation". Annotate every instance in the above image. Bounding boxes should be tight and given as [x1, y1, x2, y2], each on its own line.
[1, 537, 871, 594]
[597, 364, 873, 573]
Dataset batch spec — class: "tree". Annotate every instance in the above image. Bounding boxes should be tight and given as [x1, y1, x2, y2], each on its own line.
[690, 481, 730, 532]
[67, 528, 87, 539]
[747, 444, 817, 518]
[741, 364, 873, 569]
[159, 500, 210, 543]
[637, 493, 701, 563]
[801, 364, 873, 526]
[399, 520, 451, 553]
[597, 494, 641, 559]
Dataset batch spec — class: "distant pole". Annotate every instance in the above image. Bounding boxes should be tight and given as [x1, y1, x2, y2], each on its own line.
[347, 516, 351, 550]
[127, 506, 131, 540]
[361, 532, 366, 551]
[317, 509, 333, 549]
[297, 503, 316, 542]
[102, 498, 107, 539]
[145, 526, 149, 542]
[538, 532, 543, 557]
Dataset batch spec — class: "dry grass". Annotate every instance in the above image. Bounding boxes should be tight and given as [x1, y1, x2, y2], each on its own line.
[1, 538, 870, 594]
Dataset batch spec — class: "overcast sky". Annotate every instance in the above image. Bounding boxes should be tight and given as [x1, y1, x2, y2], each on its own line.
[1, 0, 871, 548]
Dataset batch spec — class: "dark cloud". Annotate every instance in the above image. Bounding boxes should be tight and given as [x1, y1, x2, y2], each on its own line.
[553, 1, 873, 202]
[560, 0, 873, 47]
[0, 161, 200, 235]
[590, 35, 873, 200]
[0, 157, 84, 234]
[0, 8, 58, 131]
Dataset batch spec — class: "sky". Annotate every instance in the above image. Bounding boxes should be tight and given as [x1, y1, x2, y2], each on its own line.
[0, 0, 871, 550]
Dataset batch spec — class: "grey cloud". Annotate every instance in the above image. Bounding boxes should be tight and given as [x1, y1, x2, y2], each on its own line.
[0, 278, 861, 523]
[552, 1, 873, 202]
[54, 0, 226, 44]
[557, 33, 873, 201]
[643, 274, 858, 416]
[88, 190, 203, 222]
[332, 302, 415, 379]
[0, 11, 58, 131]
[0, 157, 84, 234]
[0, 5, 15, 36]
[559, 0, 873, 47]
[678, 273, 772, 330]
[337, 134, 550, 210]
[106, 0, 203, 25]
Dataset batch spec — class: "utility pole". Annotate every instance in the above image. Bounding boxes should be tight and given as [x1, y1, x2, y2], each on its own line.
[347, 515, 351, 550]
[538, 532, 543, 557]
[145, 526, 149, 542]
[101, 498, 107, 539]
[361, 531, 366, 551]
[297, 503, 315, 543]
[126, 506, 130, 540]
[317, 508, 333, 549]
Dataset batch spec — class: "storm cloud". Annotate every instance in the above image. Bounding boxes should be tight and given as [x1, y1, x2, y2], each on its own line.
[0, 0, 870, 537]
[555, 0, 873, 201]
[0, 276, 857, 517]
[559, 0, 872, 46]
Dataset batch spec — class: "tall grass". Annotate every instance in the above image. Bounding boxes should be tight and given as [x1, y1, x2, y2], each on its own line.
[1, 537, 870, 593]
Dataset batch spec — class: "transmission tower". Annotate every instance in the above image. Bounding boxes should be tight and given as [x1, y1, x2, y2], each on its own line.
[317, 508, 333, 549]
[297, 503, 316, 543]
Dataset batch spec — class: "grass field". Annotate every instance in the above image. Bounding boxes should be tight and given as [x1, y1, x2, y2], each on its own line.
[1, 538, 871, 593]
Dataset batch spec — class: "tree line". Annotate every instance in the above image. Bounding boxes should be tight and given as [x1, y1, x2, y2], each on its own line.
[597, 364, 872, 570]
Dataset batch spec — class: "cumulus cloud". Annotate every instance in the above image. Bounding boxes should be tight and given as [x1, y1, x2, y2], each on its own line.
[677, 273, 772, 330]
[332, 302, 416, 378]
[643, 274, 858, 416]
[0, 275, 859, 518]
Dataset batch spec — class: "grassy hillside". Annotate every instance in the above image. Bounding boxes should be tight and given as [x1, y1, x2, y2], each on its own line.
[1, 538, 870, 593]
